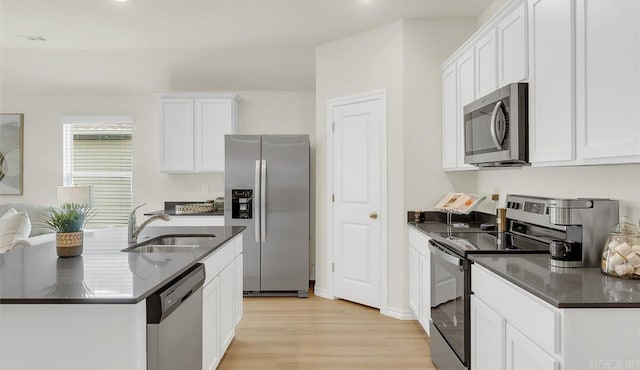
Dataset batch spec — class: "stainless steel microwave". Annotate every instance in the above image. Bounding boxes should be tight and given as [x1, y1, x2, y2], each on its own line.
[463, 83, 528, 167]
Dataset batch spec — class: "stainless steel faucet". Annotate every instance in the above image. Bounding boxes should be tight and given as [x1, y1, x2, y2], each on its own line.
[128, 203, 171, 243]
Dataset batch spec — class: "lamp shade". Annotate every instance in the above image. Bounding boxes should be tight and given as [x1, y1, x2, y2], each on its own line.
[57, 185, 93, 206]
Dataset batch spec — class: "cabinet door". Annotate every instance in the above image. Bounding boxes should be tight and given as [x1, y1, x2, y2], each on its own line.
[408, 245, 420, 317]
[506, 324, 559, 370]
[219, 262, 235, 353]
[442, 63, 458, 169]
[234, 254, 243, 325]
[475, 29, 498, 98]
[408, 244, 420, 316]
[203, 277, 221, 370]
[498, 3, 528, 87]
[160, 98, 194, 172]
[195, 98, 235, 173]
[528, 0, 575, 163]
[419, 252, 430, 335]
[457, 48, 476, 169]
[576, 0, 640, 160]
[471, 296, 505, 370]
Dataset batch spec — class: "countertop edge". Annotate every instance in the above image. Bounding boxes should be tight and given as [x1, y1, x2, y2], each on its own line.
[0, 226, 246, 305]
[469, 255, 640, 309]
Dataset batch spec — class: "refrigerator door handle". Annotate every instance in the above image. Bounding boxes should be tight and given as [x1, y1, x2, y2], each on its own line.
[261, 159, 267, 242]
[254, 160, 261, 243]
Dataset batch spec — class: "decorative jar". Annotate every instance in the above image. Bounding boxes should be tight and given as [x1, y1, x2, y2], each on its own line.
[601, 217, 640, 278]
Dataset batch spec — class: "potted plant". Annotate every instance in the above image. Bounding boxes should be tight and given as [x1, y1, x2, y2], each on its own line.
[42, 203, 95, 257]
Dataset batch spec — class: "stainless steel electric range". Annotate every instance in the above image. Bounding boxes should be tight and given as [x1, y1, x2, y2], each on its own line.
[428, 195, 559, 370]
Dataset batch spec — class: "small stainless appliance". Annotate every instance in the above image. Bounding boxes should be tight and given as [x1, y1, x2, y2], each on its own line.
[225, 135, 310, 297]
[147, 264, 205, 370]
[547, 198, 619, 267]
[463, 83, 528, 167]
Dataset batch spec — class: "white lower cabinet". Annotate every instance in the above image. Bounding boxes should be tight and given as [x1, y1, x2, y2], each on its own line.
[471, 264, 561, 370]
[408, 227, 431, 335]
[201, 234, 243, 370]
[505, 324, 559, 370]
[219, 263, 235, 352]
[472, 263, 640, 370]
[234, 254, 243, 325]
[470, 295, 505, 370]
[203, 276, 221, 370]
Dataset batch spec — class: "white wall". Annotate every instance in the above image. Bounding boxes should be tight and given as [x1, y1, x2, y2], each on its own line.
[0, 90, 315, 215]
[315, 21, 404, 307]
[477, 0, 510, 28]
[315, 19, 476, 313]
[401, 19, 477, 311]
[475, 165, 640, 221]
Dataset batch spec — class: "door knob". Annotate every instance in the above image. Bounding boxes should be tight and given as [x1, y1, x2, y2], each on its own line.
[369, 212, 378, 220]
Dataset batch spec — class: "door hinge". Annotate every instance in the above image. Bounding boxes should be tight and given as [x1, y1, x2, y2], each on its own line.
[332, 121, 335, 133]
[332, 262, 335, 272]
[332, 193, 335, 203]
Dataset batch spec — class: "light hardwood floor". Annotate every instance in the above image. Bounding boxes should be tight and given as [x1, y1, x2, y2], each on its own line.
[218, 288, 436, 370]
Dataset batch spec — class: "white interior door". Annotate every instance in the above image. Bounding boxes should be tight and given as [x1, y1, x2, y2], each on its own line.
[330, 95, 383, 309]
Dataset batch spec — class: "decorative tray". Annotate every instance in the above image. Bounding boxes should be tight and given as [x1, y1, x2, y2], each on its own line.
[175, 203, 214, 214]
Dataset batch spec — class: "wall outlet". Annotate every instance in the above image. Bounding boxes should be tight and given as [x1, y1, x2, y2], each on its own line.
[491, 193, 500, 201]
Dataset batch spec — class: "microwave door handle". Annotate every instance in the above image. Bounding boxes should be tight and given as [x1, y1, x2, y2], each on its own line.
[490, 101, 504, 150]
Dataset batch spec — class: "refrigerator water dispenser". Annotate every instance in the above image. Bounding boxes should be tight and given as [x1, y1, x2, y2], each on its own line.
[231, 189, 253, 219]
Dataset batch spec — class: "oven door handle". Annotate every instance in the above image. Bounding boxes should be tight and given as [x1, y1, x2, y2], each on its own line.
[429, 241, 463, 267]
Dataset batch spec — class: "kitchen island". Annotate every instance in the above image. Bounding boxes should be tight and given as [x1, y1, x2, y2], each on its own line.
[0, 225, 244, 370]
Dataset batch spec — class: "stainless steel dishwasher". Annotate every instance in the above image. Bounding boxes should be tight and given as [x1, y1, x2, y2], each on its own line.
[147, 263, 205, 370]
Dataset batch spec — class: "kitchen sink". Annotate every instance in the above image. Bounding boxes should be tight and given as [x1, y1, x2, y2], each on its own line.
[122, 234, 217, 253]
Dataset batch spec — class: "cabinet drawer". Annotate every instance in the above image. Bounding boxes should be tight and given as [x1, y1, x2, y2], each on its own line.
[202, 241, 235, 286]
[472, 264, 560, 356]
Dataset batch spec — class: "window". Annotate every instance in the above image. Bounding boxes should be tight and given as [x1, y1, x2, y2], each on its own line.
[62, 116, 133, 227]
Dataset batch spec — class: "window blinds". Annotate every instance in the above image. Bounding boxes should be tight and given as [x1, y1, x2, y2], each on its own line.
[63, 123, 133, 227]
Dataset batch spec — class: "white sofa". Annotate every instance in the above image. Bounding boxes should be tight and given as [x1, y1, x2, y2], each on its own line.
[0, 203, 56, 250]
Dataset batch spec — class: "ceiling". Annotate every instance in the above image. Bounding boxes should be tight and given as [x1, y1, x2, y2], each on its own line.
[0, 0, 492, 92]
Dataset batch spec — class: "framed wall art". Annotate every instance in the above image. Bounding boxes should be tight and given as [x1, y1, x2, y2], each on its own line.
[0, 113, 24, 195]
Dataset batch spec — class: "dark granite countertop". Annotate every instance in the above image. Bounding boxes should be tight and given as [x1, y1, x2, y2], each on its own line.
[470, 254, 640, 308]
[0, 226, 244, 304]
[407, 210, 496, 234]
[409, 221, 489, 234]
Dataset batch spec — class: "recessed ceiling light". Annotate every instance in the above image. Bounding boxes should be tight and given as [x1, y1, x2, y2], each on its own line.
[13, 35, 47, 42]
[114, 0, 128, 2]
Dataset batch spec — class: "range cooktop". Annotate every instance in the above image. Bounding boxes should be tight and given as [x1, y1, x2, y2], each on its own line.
[430, 231, 550, 257]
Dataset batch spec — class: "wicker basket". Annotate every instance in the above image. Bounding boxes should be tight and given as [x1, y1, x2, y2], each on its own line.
[56, 231, 84, 258]
[175, 203, 215, 214]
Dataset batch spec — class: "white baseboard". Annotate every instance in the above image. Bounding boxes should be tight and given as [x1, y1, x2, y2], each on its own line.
[313, 287, 334, 300]
[381, 306, 417, 320]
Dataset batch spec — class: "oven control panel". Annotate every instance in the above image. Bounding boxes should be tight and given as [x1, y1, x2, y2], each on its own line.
[507, 200, 547, 215]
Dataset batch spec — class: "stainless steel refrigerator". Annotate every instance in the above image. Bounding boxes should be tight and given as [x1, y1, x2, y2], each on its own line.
[224, 135, 309, 297]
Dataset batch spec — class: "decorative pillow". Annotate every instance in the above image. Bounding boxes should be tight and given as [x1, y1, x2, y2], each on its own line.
[0, 209, 32, 253]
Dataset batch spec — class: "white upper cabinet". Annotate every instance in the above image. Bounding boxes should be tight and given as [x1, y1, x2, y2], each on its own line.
[160, 94, 239, 173]
[160, 98, 195, 172]
[442, 63, 459, 170]
[441, 0, 526, 171]
[497, 3, 528, 87]
[457, 49, 477, 170]
[575, 0, 640, 161]
[475, 30, 498, 98]
[528, 0, 575, 164]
